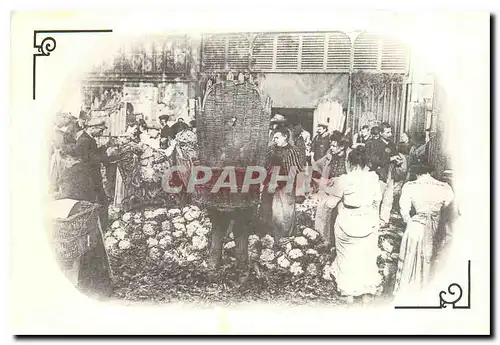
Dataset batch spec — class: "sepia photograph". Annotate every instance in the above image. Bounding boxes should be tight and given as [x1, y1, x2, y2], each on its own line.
[8, 8, 491, 336]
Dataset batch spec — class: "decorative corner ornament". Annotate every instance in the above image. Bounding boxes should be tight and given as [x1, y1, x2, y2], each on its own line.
[395, 260, 471, 309]
[33, 29, 113, 100]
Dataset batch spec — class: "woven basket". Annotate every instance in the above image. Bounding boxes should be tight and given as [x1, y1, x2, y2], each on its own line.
[196, 81, 271, 210]
[51, 201, 101, 262]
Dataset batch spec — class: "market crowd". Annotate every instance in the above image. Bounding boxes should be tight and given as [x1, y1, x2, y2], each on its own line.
[49, 106, 455, 303]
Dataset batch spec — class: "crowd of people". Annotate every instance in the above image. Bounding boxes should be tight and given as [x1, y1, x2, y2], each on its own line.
[49, 108, 198, 296]
[49, 107, 455, 303]
[263, 114, 455, 303]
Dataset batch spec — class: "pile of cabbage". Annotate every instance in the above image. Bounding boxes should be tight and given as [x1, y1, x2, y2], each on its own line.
[223, 226, 337, 280]
[105, 200, 403, 302]
[105, 204, 212, 267]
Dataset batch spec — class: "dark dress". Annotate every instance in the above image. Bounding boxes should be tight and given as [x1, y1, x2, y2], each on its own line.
[57, 131, 112, 298]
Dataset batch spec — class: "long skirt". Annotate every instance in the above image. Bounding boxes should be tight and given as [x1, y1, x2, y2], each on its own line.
[332, 206, 381, 296]
[394, 213, 440, 296]
[271, 187, 296, 240]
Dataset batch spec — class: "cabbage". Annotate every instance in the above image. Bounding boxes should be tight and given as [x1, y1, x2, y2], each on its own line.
[122, 212, 132, 222]
[293, 236, 308, 247]
[260, 248, 275, 262]
[147, 237, 159, 247]
[277, 255, 291, 268]
[192, 235, 208, 250]
[118, 239, 131, 250]
[142, 223, 157, 236]
[290, 262, 304, 276]
[288, 248, 303, 260]
[261, 235, 275, 249]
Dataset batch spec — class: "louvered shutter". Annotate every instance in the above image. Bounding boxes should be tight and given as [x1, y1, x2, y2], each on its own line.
[252, 34, 274, 70]
[203, 34, 226, 70]
[227, 34, 250, 70]
[381, 38, 409, 72]
[276, 34, 300, 71]
[301, 33, 325, 71]
[353, 33, 380, 71]
[326, 32, 351, 72]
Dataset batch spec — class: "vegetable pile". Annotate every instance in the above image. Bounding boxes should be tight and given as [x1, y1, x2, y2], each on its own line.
[104, 194, 405, 304]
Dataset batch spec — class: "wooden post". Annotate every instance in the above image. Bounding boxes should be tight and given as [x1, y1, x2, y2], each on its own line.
[346, 72, 352, 134]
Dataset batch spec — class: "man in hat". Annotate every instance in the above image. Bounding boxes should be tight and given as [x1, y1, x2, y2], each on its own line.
[311, 123, 330, 162]
[269, 114, 291, 146]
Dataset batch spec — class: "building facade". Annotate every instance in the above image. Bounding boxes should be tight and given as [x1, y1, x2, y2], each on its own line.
[81, 30, 449, 174]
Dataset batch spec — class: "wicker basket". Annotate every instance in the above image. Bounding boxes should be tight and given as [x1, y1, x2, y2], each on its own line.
[50, 201, 101, 262]
[195, 81, 271, 210]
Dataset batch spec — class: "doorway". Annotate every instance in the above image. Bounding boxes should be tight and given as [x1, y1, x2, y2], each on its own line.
[271, 107, 315, 136]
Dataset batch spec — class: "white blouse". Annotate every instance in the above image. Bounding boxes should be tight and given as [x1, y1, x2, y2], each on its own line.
[399, 174, 454, 223]
[327, 170, 382, 208]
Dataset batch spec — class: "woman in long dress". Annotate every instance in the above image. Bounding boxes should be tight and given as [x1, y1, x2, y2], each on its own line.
[56, 123, 113, 298]
[394, 162, 454, 297]
[325, 146, 382, 302]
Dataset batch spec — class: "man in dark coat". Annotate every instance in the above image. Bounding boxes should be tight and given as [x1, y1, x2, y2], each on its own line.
[311, 123, 330, 162]
[365, 122, 402, 227]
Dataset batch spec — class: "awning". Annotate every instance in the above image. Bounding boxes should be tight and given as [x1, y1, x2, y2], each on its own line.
[257, 73, 349, 109]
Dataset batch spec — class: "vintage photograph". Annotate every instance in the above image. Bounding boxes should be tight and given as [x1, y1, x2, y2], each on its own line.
[47, 29, 458, 305]
[8, 9, 490, 335]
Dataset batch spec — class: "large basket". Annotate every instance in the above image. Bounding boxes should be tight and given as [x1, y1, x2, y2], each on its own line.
[196, 81, 271, 210]
[50, 201, 101, 263]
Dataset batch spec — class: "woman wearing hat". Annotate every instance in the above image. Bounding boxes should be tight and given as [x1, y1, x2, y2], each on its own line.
[394, 160, 454, 298]
[56, 118, 113, 297]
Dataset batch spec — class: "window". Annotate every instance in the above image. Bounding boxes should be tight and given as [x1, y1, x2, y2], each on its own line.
[275, 33, 300, 71]
[300, 33, 325, 71]
[353, 32, 409, 73]
[201, 31, 408, 73]
[353, 33, 379, 71]
[326, 32, 351, 72]
[203, 34, 226, 70]
[203, 34, 250, 71]
[381, 37, 409, 72]
[252, 34, 274, 70]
